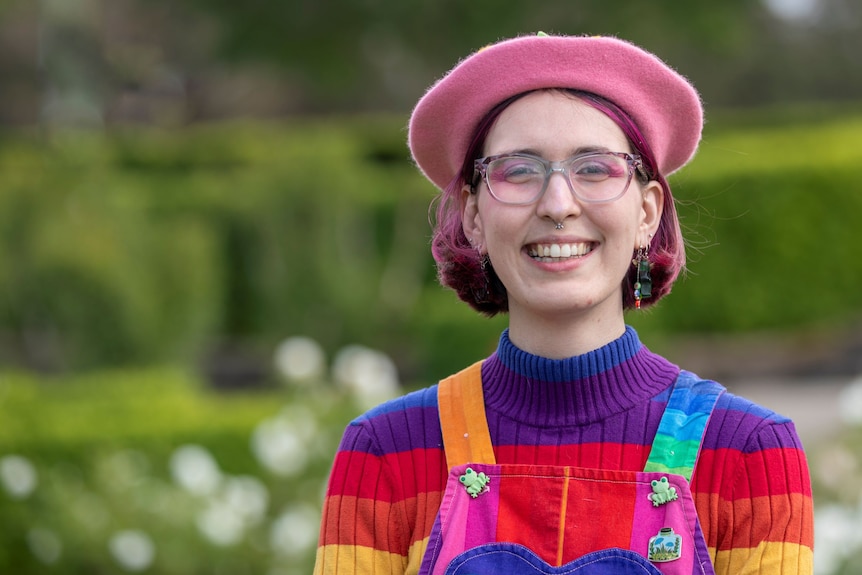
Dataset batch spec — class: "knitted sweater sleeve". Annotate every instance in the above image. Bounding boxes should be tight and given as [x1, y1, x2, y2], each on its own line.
[313, 419, 410, 575]
[697, 410, 814, 575]
[313, 387, 446, 575]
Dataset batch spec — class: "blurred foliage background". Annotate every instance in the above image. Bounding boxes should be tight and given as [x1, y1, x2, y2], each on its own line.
[1, 0, 862, 573]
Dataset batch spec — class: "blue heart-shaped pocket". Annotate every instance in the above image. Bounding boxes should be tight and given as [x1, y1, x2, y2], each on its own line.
[444, 543, 663, 575]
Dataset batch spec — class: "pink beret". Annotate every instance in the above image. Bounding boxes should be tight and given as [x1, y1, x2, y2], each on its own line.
[408, 34, 703, 190]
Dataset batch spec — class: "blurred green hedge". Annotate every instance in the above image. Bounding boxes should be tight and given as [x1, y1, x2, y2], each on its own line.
[0, 367, 360, 574]
[1, 106, 861, 382]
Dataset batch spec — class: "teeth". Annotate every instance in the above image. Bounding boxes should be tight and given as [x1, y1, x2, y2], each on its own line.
[528, 243, 592, 261]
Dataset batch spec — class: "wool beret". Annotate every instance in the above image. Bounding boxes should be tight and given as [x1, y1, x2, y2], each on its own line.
[408, 34, 703, 190]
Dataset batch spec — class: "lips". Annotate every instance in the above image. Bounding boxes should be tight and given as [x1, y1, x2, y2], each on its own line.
[527, 242, 594, 262]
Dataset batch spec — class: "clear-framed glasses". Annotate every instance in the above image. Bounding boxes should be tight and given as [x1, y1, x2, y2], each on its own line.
[473, 151, 645, 205]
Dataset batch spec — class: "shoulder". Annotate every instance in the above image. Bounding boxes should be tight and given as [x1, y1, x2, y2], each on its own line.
[355, 384, 439, 418]
[680, 370, 804, 453]
[686, 372, 809, 496]
[340, 385, 443, 455]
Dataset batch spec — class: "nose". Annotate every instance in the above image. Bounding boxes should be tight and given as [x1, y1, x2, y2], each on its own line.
[536, 168, 582, 225]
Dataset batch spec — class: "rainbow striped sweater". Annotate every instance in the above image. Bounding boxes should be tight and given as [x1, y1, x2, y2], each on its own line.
[314, 327, 813, 574]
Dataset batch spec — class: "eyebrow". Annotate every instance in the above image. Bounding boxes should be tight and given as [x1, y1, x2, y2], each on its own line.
[495, 145, 613, 158]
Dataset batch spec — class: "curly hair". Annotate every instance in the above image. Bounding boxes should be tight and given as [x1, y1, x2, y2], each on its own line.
[429, 89, 686, 316]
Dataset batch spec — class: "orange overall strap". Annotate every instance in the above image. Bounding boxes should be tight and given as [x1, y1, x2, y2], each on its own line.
[437, 361, 496, 470]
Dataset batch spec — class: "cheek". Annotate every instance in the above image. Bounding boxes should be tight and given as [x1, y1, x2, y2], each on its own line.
[598, 199, 642, 240]
[590, 208, 640, 276]
[476, 198, 520, 246]
[484, 226, 518, 261]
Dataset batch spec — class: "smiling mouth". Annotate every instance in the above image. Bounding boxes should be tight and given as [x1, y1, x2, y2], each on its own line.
[527, 242, 594, 262]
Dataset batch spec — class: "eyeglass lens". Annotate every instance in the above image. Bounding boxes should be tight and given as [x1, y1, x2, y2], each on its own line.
[484, 153, 632, 204]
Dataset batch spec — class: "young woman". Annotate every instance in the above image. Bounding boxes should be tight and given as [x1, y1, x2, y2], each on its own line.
[314, 34, 813, 575]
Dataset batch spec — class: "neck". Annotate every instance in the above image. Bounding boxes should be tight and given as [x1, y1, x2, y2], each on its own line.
[506, 302, 626, 358]
[482, 327, 681, 426]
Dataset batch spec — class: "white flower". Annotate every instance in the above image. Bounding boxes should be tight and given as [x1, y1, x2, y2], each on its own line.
[196, 475, 270, 546]
[197, 500, 246, 546]
[276, 404, 319, 444]
[251, 416, 309, 477]
[108, 530, 156, 572]
[169, 445, 222, 496]
[839, 376, 862, 426]
[221, 475, 269, 526]
[274, 336, 326, 383]
[332, 345, 399, 409]
[270, 504, 320, 557]
[0, 454, 38, 499]
[28, 528, 62, 564]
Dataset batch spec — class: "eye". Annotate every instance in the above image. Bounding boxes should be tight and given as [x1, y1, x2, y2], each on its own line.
[490, 157, 544, 184]
[572, 155, 626, 182]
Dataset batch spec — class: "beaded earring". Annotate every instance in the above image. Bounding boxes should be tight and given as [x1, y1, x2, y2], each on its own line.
[632, 243, 652, 309]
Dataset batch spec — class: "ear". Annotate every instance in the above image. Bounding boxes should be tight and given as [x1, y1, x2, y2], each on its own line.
[461, 184, 485, 250]
[638, 180, 664, 242]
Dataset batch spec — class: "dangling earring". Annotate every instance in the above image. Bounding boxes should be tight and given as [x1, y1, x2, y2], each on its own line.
[473, 247, 490, 303]
[632, 242, 652, 309]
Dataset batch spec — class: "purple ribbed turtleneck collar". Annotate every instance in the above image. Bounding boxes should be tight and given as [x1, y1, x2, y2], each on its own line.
[480, 326, 680, 427]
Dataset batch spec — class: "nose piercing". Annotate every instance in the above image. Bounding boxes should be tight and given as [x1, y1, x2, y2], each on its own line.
[555, 221, 564, 230]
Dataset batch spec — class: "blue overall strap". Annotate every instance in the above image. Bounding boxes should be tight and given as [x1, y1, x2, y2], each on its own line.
[643, 371, 725, 482]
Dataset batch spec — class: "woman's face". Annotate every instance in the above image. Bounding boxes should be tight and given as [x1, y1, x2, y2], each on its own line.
[462, 90, 663, 326]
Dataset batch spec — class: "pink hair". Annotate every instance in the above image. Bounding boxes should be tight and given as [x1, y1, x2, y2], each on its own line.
[430, 89, 686, 315]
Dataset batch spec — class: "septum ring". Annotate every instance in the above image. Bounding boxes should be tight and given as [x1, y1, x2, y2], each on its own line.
[554, 221, 564, 230]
